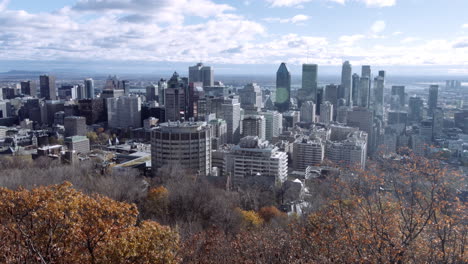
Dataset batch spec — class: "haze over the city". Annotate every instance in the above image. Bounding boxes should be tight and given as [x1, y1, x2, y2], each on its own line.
[0, 0, 467, 75]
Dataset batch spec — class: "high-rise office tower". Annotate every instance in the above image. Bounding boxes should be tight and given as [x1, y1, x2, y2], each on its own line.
[76, 84, 86, 100]
[359, 77, 370, 108]
[261, 110, 283, 141]
[275, 62, 291, 112]
[222, 97, 241, 144]
[373, 75, 385, 118]
[378, 70, 385, 78]
[432, 107, 444, 140]
[242, 115, 266, 140]
[347, 107, 374, 154]
[189, 63, 214, 87]
[428, 85, 439, 116]
[293, 137, 325, 171]
[64, 116, 87, 137]
[84, 78, 95, 99]
[300, 101, 316, 123]
[341, 61, 352, 106]
[325, 84, 338, 110]
[151, 121, 212, 177]
[158, 79, 167, 105]
[319, 101, 333, 124]
[302, 64, 318, 102]
[146, 84, 158, 102]
[165, 72, 186, 121]
[408, 96, 423, 123]
[391, 86, 406, 109]
[352, 73, 360, 106]
[107, 96, 142, 129]
[361, 65, 371, 78]
[39, 75, 57, 100]
[21, 81, 37, 97]
[239, 83, 263, 113]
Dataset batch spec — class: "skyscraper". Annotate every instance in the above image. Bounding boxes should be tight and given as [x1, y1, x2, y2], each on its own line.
[300, 101, 316, 123]
[239, 83, 263, 113]
[432, 107, 444, 140]
[275, 62, 291, 112]
[361, 65, 371, 78]
[107, 96, 142, 129]
[189, 63, 214, 87]
[347, 107, 373, 154]
[242, 115, 266, 140]
[373, 75, 385, 118]
[428, 85, 439, 116]
[261, 110, 283, 141]
[319, 101, 333, 124]
[165, 72, 186, 121]
[84, 78, 95, 99]
[340, 61, 352, 106]
[408, 96, 423, 122]
[222, 97, 241, 144]
[391, 86, 406, 109]
[146, 84, 157, 102]
[21, 81, 37, 97]
[352, 73, 360, 106]
[39, 75, 57, 100]
[302, 64, 318, 102]
[359, 77, 370, 108]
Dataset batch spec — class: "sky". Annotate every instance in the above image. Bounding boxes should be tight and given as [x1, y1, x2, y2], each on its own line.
[0, 0, 467, 75]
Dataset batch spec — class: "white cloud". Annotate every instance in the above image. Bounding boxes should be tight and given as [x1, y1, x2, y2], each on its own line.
[265, 0, 311, 7]
[339, 34, 365, 46]
[1, 0, 467, 67]
[360, 0, 396, 7]
[371, 20, 386, 33]
[266, 0, 396, 7]
[264, 14, 310, 24]
[400, 37, 419, 44]
[0, 0, 10, 11]
[462, 24, 468, 29]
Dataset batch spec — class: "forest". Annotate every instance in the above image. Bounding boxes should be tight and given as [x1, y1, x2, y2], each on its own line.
[0, 153, 466, 263]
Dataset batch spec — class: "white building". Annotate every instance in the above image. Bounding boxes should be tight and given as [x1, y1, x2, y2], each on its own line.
[151, 121, 212, 176]
[226, 136, 288, 186]
[222, 97, 241, 144]
[326, 131, 367, 169]
[107, 96, 142, 129]
[319, 101, 333, 124]
[261, 110, 283, 142]
[300, 101, 316, 123]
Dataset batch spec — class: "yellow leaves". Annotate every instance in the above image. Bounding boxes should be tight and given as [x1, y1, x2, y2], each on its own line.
[236, 208, 264, 229]
[0, 183, 178, 264]
[101, 221, 179, 264]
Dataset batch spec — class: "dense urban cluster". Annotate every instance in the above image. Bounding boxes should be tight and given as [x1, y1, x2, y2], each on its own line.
[0, 62, 466, 263]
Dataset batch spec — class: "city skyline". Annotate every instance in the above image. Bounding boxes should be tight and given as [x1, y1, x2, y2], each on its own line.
[0, 0, 467, 75]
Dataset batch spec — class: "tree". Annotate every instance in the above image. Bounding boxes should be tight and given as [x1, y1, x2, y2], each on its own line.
[0, 182, 179, 264]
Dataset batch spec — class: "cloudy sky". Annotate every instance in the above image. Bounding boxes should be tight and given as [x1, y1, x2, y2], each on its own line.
[0, 0, 467, 75]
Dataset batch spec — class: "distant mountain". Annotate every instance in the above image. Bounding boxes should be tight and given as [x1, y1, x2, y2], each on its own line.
[0, 70, 46, 75]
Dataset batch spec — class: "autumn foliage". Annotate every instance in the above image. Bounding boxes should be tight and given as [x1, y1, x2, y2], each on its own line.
[0, 182, 179, 264]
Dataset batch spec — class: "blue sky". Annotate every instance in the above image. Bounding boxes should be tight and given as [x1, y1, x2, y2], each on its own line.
[0, 0, 467, 75]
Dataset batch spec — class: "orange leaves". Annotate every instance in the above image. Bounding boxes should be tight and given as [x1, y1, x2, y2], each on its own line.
[0, 183, 178, 264]
[258, 206, 286, 223]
